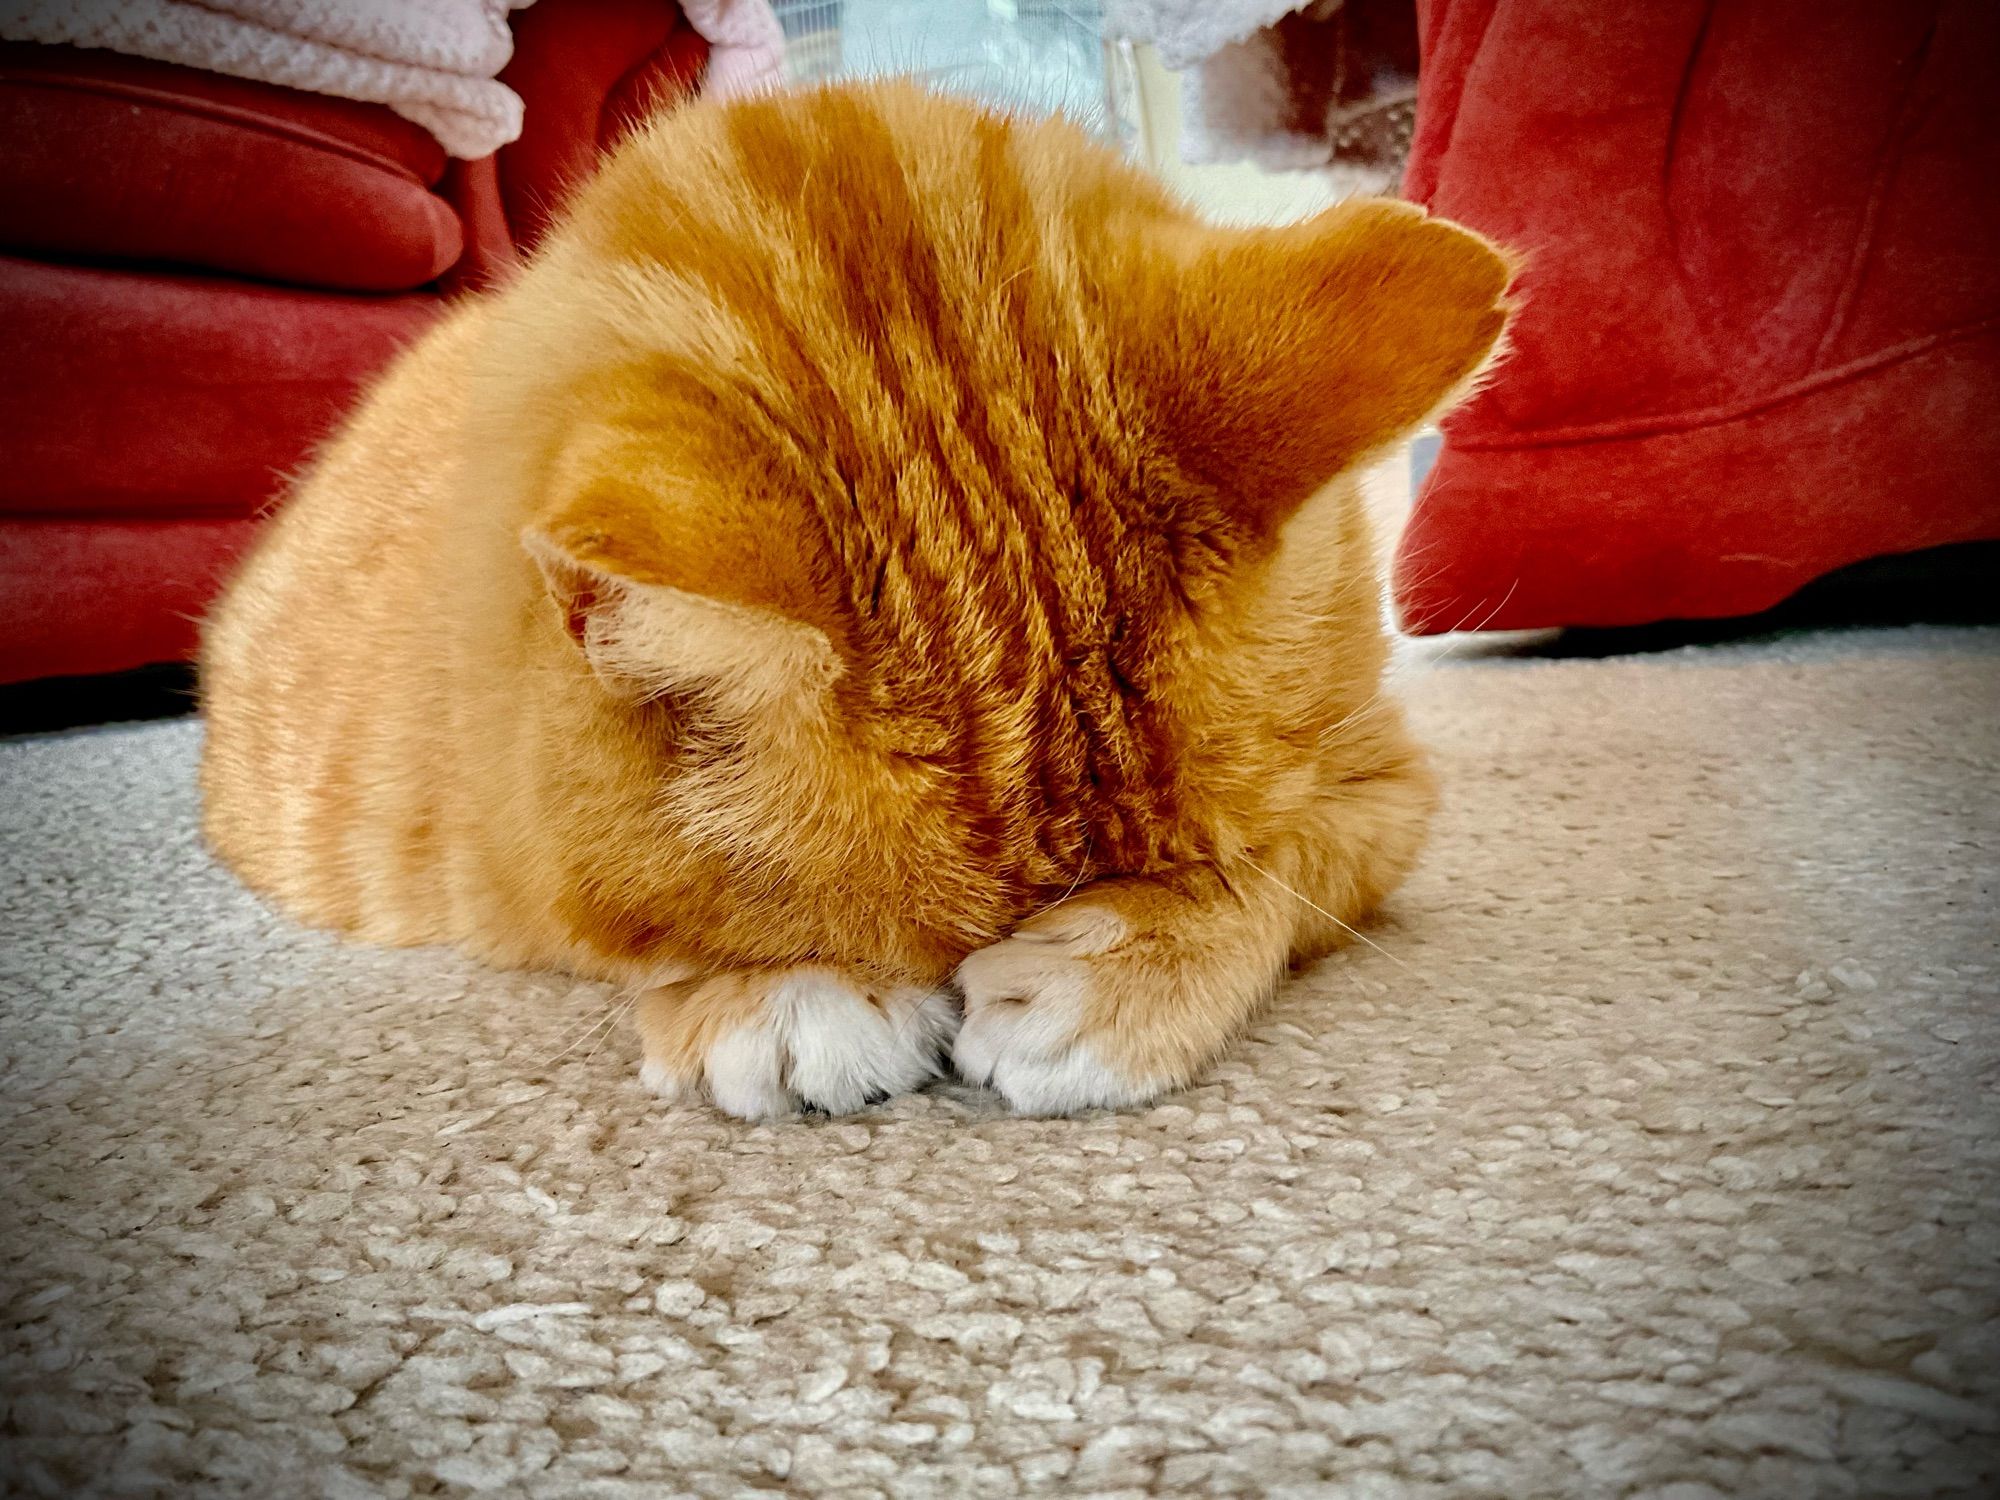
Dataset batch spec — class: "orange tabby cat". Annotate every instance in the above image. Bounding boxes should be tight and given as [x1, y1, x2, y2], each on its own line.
[200, 82, 1511, 1118]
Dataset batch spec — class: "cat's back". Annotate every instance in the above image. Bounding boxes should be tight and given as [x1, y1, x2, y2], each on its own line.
[200, 304, 493, 945]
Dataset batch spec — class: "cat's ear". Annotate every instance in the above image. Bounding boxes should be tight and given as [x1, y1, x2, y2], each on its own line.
[522, 526, 842, 713]
[1116, 198, 1515, 532]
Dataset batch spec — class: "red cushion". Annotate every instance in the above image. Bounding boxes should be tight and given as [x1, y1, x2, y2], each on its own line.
[0, 516, 260, 682]
[498, 0, 709, 249]
[1391, 0, 2000, 632]
[0, 255, 438, 520]
[0, 4, 710, 685]
[0, 41, 463, 293]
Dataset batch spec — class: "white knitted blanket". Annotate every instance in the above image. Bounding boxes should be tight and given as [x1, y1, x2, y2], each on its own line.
[1106, 0, 1415, 174]
[1105, 0, 1303, 69]
[0, 0, 785, 157]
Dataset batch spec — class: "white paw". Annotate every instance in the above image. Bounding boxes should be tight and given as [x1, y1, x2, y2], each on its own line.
[643, 971, 959, 1121]
[952, 910, 1161, 1116]
[638, 1056, 688, 1103]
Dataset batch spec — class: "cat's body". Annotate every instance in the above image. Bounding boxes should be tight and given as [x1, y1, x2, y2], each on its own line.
[201, 83, 1510, 1117]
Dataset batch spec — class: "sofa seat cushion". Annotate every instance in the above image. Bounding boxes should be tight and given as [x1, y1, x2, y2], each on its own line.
[0, 41, 464, 292]
[0, 255, 439, 522]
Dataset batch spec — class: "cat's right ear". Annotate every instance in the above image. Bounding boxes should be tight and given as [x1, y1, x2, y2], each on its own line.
[522, 529, 842, 714]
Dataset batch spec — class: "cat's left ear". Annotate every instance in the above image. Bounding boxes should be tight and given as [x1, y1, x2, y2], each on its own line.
[1113, 197, 1516, 533]
[522, 525, 842, 713]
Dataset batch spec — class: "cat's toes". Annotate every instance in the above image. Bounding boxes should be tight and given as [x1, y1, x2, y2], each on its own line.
[770, 973, 959, 1115]
[639, 970, 958, 1121]
[638, 1056, 690, 1103]
[952, 916, 1164, 1116]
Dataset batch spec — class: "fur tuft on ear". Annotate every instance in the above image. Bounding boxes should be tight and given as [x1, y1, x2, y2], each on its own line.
[523, 530, 841, 713]
[1116, 197, 1516, 532]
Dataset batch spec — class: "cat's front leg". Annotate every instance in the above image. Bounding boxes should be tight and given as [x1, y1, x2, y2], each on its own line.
[956, 752, 1434, 1115]
[953, 761, 1432, 1116]
[951, 866, 1301, 1115]
[635, 968, 959, 1120]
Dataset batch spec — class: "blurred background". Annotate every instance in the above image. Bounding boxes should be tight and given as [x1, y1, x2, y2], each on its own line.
[0, 0, 1993, 728]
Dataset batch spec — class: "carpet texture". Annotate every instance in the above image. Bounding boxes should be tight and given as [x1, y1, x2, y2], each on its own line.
[3, 627, 1998, 1498]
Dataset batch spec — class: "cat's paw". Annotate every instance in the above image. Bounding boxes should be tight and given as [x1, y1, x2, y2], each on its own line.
[636, 969, 958, 1121]
[952, 903, 1171, 1115]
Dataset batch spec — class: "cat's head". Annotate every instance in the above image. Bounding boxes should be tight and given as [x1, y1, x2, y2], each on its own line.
[479, 83, 1512, 973]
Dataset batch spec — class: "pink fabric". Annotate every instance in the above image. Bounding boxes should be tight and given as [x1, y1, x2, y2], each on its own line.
[0, 0, 535, 155]
[679, 0, 782, 97]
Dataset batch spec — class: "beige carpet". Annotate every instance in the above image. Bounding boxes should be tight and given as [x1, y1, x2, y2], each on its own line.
[3, 626, 1997, 1498]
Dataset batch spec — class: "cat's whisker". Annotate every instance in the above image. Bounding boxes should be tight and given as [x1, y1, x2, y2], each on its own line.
[1317, 687, 1391, 745]
[1452, 577, 1522, 638]
[1019, 831, 1095, 924]
[1391, 577, 1523, 670]
[583, 990, 642, 1065]
[1239, 857, 1415, 975]
[889, 986, 952, 1058]
[546, 992, 634, 1067]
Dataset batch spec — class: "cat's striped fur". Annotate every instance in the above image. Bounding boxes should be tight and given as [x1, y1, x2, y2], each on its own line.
[201, 82, 1512, 1116]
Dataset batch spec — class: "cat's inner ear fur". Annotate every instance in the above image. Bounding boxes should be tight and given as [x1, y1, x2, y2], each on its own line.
[1116, 197, 1516, 535]
[523, 530, 841, 713]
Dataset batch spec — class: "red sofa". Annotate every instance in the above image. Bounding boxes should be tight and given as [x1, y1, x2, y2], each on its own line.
[0, 0, 709, 685]
[1393, 0, 2000, 634]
